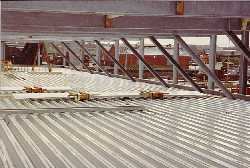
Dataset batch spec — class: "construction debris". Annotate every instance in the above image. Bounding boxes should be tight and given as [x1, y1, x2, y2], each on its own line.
[24, 86, 47, 93]
[68, 91, 90, 102]
[140, 91, 166, 99]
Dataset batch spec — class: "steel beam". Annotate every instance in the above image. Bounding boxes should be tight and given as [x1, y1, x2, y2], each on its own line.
[208, 35, 217, 90]
[50, 43, 79, 71]
[173, 38, 179, 84]
[121, 37, 169, 88]
[3, 1, 250, 17]
[139, 38, 144, 79]
[95, 40, 135, 82]
[74, 41, 111, 77]
[226, 31, 250, 62]
[175, 35, 234, 99]
[149, 36, 202, 93]
[239, 31, 249, 95]
[114, 40, 119, 75]
[61, 42, 92, 73]
[2, 10, 245, 30]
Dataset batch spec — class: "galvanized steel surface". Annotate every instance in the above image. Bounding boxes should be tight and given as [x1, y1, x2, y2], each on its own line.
[0, 97, 249, 168]
[0, 70, 249, 168]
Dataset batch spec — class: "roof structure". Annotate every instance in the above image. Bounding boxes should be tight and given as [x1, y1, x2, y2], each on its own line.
[1, 1, 250, 167]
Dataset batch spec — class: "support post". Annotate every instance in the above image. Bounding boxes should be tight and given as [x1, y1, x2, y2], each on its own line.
[239, 31, 249, 95]
[175, 35, 234, 99]
[61, 42, 92, 73]
[226, 31, 250, 62]
[114, 40, 119, 75]
[208, 35, 217, 90]
[121, 37, 169, 88]
[37, 43, 41, 66]
[96, 44, 101, 71]
[139, 38, 144, 79]
[74, 41, 111, 77]
[0, 42, 5, 71]
[173, 38, 179, 84]
[149, 36, 202, 92]
[50, 43, 79, 71]
[95, 40, 135, 82]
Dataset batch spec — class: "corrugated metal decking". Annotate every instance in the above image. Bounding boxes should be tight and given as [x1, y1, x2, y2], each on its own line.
[0, 70, 249, 168]
[0, 97, 249, 168]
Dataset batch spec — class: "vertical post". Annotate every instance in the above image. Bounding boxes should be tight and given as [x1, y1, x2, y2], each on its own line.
[37, 43, 41, 66]
[208, 35, 217, 90]
[114, 40, 119, 75]
[239, 31, 249, 95]
[96, 44, 101, 71]
[139, 38, 144, 79]
[0, 42, 5, 71]
[173, 38, 179, 84]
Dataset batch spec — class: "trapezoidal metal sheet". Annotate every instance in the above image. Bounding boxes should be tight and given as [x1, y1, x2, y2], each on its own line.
[0, 97, 249, 168]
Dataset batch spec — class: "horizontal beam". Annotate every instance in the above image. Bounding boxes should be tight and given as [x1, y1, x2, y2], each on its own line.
[2, 11, 247, 33]
[2, 1, 250, 17]
[2, 11, 245, 31]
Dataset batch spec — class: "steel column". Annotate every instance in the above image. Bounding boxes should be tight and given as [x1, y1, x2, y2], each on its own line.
[0, 42, 5, 71]
[95, 44, 101, 71]
[50, 43, 79, 71]
[61, 42, 92, 73]
[239, 31, 249, 95]
[149, 36, 202, 92]
[37, 43, 41, 66]
[173, 38, 179, 84]
[208, 35, 217, 90]
[226, 31, 250, 62]
[121, 37, 169, 88]
[114, 40, 119, 75]
[139, 38, 144, 79]
[175, 35, 234, 99]
[95, 40, 135, 82]
[75, 41, 111, 77]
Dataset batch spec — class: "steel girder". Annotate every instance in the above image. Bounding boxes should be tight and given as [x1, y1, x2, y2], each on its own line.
[175, 35, 234, 99]
[61, 42, 93, 73]
[94, 40, 135, 82]
[121, 38, 169, 89]
[2, 1, 250, 17]
[50, 43, 80, 71]
[149, 36, 203, 93]
[74, 41, 111, 77]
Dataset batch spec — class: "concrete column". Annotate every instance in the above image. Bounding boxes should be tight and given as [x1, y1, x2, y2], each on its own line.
[208, 35, 217, 90]
[173, 38, 179, 84]
[239, 31, 249, 95]
[114, 40, 119, 75]
[95, 44, 101, 71]
[139, 38, 144, 79]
